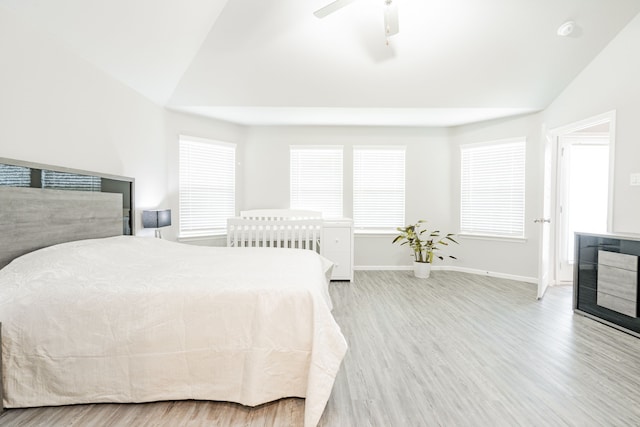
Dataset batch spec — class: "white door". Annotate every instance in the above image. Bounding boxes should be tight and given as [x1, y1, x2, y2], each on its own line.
[556, 136, 610, 282]
[536, 131, 553, 299]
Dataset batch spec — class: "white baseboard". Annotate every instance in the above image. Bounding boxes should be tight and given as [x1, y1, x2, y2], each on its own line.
[354, 265, 537, 284]
[354, 265, 413, 271]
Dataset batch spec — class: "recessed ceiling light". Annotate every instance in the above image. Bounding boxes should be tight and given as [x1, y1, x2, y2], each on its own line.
[557, 21, 575, 37]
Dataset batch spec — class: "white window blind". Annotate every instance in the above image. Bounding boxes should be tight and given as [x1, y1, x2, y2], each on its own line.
[179, 136, 236, 237]
[460, 138, 526, 238]
[353, 146, 406, 229]
[290, 146, 343, 219]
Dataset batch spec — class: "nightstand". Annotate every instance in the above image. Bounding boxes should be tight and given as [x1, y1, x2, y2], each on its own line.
[321, 219, 354, 281]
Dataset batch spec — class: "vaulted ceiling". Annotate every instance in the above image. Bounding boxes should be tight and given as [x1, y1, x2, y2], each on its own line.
[2, 0, 639, 126]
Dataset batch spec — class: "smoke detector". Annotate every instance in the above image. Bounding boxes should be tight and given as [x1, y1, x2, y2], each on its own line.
[557, 21, 575, 37]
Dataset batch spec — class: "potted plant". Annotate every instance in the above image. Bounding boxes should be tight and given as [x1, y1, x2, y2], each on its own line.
[392, 220, 458, 278]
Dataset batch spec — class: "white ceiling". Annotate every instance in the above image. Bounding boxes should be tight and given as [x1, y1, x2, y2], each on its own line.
[0, 0, 229, 105]
[2, 0, 640, 127]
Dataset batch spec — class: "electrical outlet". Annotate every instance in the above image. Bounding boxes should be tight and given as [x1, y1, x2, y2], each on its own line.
[631, 173, 640, 186]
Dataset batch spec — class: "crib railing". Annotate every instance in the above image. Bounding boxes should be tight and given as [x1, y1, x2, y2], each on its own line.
[239, 209, 322, 221]
[227, 217, 323, 252]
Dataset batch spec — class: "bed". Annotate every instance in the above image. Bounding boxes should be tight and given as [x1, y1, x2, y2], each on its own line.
[0, 159, 347, 427]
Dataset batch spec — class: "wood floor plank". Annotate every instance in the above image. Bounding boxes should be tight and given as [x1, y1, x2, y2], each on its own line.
[2, 270, 640, 426]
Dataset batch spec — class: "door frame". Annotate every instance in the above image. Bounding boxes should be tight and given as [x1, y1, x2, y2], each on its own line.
[545, 110, 616, 285]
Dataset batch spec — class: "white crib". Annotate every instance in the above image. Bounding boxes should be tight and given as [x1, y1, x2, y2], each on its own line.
[227, 210, 323, 252]
[227, 210, 354, 281]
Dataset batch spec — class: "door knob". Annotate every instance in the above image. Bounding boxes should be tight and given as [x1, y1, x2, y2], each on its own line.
[534, 218, 551, 223]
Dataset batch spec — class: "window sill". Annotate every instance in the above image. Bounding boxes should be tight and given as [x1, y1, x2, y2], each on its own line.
[178, 233, 227, 243]
[354, 229, 399, 236]
[457, 233, 528, 243]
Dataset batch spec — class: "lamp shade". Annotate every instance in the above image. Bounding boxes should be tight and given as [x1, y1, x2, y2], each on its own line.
[142, 209, 172, 229]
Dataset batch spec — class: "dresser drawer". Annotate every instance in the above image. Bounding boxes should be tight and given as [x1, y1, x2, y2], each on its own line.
[324, 250, 351, 280]
[598, 265, 638, 301]
[597, 292, 637, 318]
[599, 250, 638, 271]
[322, 227, 352, 252]
[320, 219, 353, 281]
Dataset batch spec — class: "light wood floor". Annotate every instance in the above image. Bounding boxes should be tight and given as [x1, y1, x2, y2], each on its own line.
[3, 270, 640, 426]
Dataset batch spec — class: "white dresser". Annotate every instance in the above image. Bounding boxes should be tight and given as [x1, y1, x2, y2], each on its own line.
[321, 219, 354, 281]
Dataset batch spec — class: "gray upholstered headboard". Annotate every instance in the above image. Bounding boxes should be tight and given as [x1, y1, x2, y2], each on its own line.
[0, 157, 135, 269]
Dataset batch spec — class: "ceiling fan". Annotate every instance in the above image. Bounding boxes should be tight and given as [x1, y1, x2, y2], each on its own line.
[314, 0, 399, 44]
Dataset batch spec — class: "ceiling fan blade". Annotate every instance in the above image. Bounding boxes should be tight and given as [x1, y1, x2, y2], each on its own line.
[314, 0, 357, 18]
[384, 0, 399, 36]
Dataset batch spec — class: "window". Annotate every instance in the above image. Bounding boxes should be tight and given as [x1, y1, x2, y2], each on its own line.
[0, 164, 30, 187]
[0, 164, 102, 191]
[290, 146, 343, 218]
[179, 135, 236, 237]
[460, 138, 526, 238]
[353, 146, 405, 229]
[41, 170, 101, 191]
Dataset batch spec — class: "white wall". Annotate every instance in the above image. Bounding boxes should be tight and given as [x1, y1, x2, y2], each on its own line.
[240, 13, 640, 279]
[243, 126, 453, 268]
[0, 7, 167, 234]
[0, 7, 246, 239]
[450, 114, 543, 280]
[543, 13, 640, 235]
[445, 12, 640, 281]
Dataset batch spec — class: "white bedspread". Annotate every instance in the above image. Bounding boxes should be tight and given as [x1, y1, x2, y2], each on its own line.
[0, 236, 347, 427]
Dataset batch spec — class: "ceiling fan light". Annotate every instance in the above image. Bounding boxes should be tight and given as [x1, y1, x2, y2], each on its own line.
[384, 0, 399, 36]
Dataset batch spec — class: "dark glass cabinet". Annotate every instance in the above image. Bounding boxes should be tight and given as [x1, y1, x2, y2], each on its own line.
[574, 232, 640, 337]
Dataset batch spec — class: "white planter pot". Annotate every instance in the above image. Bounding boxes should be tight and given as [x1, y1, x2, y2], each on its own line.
[413, 261, 431, 278]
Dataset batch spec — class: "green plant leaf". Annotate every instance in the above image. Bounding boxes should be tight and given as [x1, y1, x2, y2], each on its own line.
[392, 221, 458, 265]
